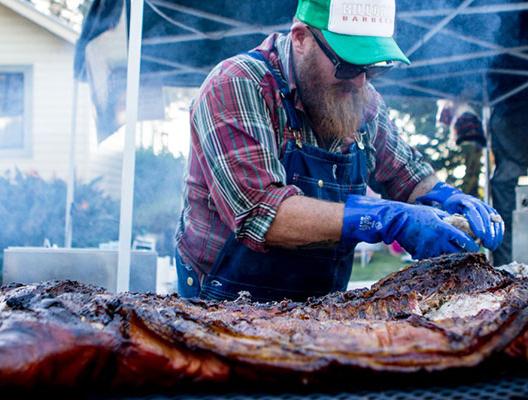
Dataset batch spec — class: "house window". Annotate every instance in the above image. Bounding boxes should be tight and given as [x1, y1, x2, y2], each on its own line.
[0, 67, 31, 156]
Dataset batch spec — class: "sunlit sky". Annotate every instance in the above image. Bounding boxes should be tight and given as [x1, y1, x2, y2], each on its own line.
[100, 109, 192, 158]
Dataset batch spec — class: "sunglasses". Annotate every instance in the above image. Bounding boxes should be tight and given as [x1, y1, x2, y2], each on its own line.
[308, 27, 394, 80]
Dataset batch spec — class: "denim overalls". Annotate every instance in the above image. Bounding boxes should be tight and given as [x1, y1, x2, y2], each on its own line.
[176, 50, 368, 302]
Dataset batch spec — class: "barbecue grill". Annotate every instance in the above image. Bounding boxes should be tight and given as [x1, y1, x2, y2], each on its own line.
[79, 367, 528, 399]
[132, 378, 528, 400]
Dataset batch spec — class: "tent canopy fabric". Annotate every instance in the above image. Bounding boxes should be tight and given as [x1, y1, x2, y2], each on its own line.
[75, 0, 528, 106]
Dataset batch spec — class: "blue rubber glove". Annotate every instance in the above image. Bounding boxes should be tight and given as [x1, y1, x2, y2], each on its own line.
[341, 195, 479, 260]
[416, 182, 504, 251]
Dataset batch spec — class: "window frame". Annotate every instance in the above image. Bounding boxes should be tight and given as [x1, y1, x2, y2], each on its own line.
[0, 65, 33, 158]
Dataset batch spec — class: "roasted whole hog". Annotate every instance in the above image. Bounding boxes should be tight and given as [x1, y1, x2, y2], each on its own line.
[1, 253, 527, 389]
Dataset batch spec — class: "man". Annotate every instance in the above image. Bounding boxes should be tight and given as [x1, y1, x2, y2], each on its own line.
[175, 0, 504, 302]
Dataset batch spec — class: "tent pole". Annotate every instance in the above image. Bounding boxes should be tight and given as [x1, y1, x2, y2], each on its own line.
[405, 45, 528, 69]
[482, 104, 492, 263]
[399, 2, 528, 19]
[481, 74, 492, 262]
[482, 105, 492, 204]
[405, 0, 475, 58]
[64, 79, 79, 248]
[481, 74, 491, 205]
[491, 79, 528, 107]
[117, 0, 145, 293]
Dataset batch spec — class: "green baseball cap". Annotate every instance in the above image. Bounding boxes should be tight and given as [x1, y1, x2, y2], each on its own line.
[295, 0, 410, 65]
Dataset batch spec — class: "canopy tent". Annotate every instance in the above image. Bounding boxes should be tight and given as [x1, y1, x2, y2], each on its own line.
[74, 0, 528, 290]
[76, 0, 528, 102]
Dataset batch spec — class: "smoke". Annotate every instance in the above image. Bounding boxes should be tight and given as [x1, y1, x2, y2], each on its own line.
[139, 0, 296, 84]
[382, 0, 511, 104]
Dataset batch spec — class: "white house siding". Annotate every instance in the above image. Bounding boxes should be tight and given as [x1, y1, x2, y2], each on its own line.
[0, 4, 94, 182]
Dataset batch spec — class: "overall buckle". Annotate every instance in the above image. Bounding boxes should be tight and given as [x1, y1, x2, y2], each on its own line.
[290, 128, 303, 148]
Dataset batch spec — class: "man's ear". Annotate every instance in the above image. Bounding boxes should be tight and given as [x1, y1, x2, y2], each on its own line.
[291, 22, 310, 56]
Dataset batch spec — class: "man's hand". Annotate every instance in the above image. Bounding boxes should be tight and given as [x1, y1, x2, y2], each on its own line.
[341, 195, 479, 259]
[416, 182, 504, 251]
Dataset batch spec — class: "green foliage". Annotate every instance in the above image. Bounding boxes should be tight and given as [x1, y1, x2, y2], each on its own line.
[0, 170, 66, 250]
[133, 147, 186, 257]
[26, 0, 94, 30]
[350, 251, 405, 282]
[0, 170, 120, 274]
[71, 177, 119, 248]
[385, 98, 466, 189]
[0, 148, 186, 279]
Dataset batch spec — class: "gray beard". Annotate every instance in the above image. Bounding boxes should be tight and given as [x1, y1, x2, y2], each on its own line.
[296, 54, 369, 143]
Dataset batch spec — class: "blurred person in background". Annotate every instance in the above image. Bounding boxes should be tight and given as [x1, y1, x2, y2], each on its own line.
[175, 0, 504, 302]
[490, 97, 528, 266]
[437, 100, 486, 198]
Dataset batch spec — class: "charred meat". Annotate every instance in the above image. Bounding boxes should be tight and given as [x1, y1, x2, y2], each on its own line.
[0, 253, 527, 389]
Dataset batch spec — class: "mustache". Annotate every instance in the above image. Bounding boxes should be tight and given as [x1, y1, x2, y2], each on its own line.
[295, 52, 370, 140]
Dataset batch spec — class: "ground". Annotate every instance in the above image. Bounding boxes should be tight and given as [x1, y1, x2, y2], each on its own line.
[350, 252, 408, 282]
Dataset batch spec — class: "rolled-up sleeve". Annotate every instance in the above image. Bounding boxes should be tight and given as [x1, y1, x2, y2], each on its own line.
[192, 75, 302, 252]
[369, 98, 435, 202]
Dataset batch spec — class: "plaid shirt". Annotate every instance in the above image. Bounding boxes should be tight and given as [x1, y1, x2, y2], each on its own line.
[176, 33, 434, 275]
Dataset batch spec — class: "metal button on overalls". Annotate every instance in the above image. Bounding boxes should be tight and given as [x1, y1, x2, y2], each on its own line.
[174, 250, 201, 298]
[318, 180, 324, 188]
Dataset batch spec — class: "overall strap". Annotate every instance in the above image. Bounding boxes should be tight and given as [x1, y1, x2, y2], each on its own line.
[247, 50, 302, 144]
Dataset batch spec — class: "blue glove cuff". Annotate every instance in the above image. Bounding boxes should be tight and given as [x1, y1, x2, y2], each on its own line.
[416, 182, 462, 207]
[341, 195, 381, 246]
[341, 195, 402, 247]
[341, 195, 360, 247]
